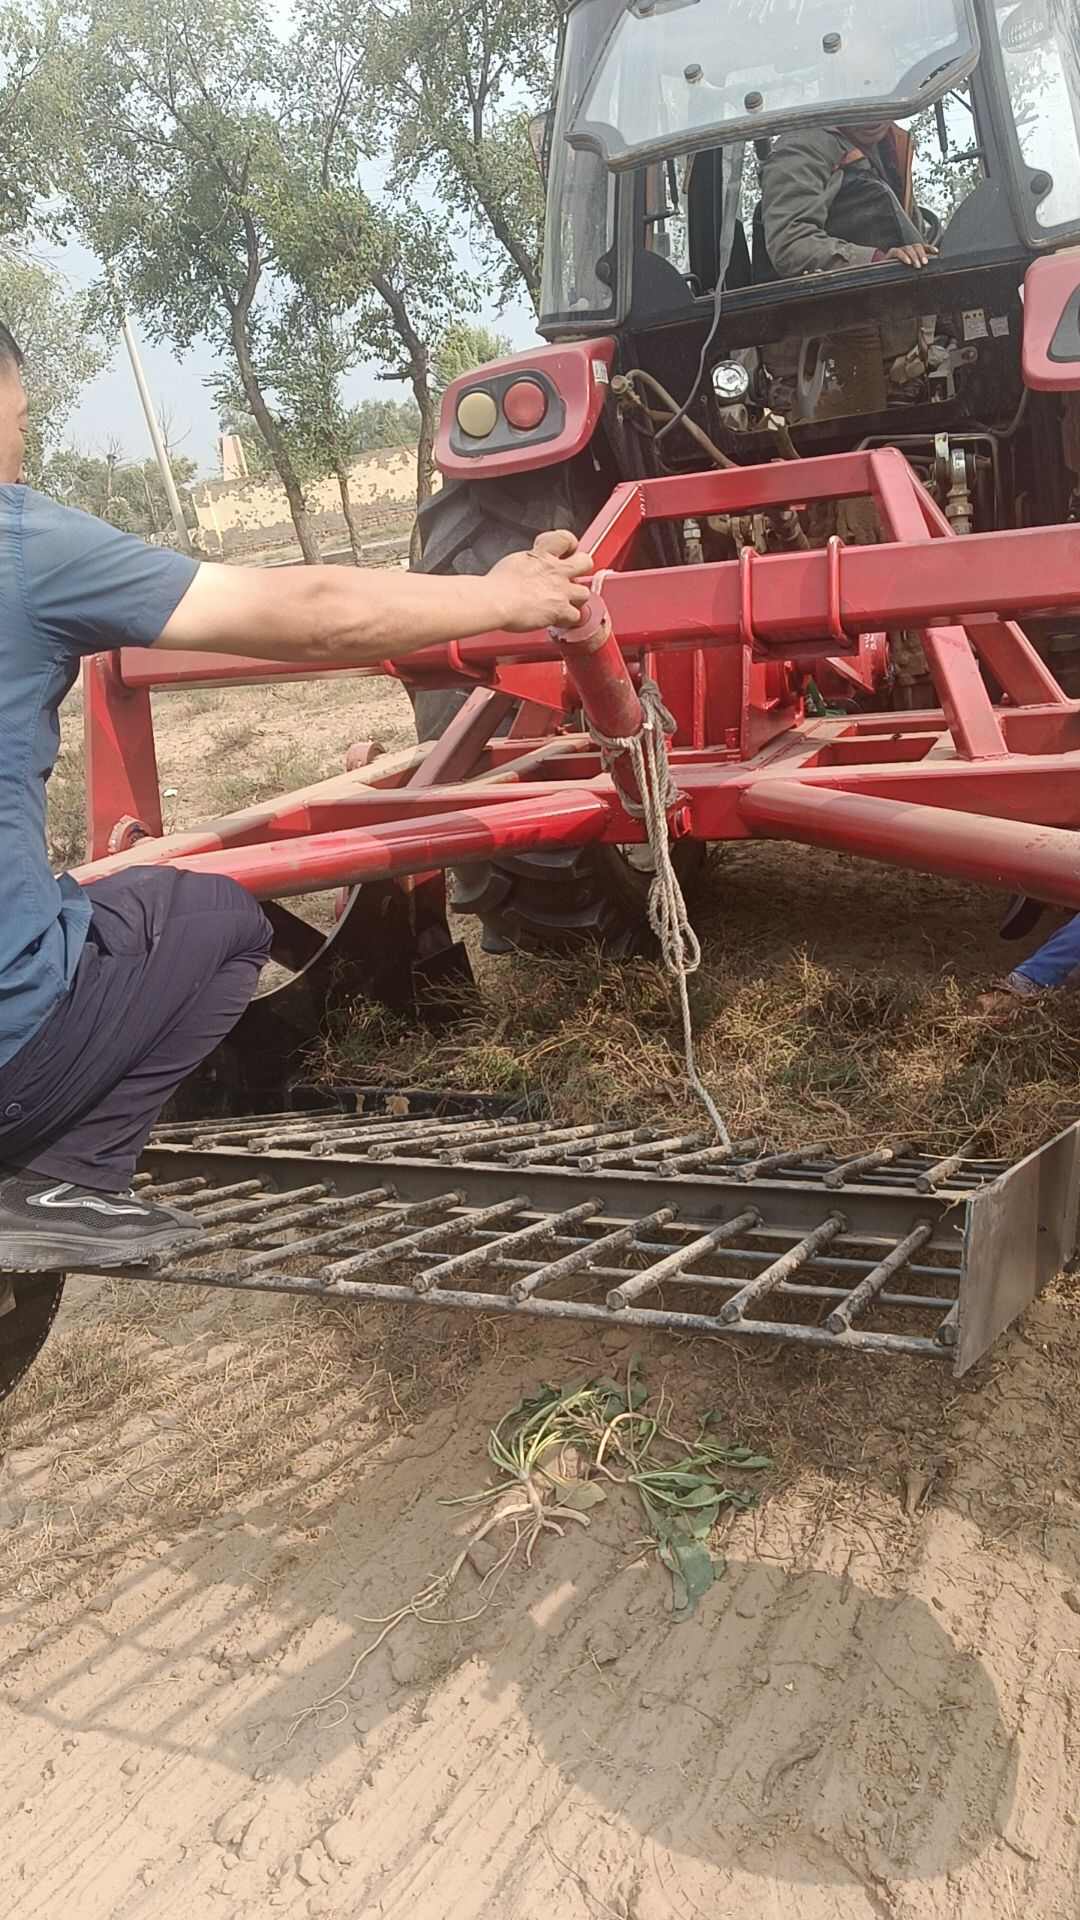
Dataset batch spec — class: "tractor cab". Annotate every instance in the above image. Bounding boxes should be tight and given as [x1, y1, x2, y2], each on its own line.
[539, 0, 1080, 467]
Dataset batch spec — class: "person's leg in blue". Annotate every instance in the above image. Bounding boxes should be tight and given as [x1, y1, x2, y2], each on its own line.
[1006, 913, 1080, 996]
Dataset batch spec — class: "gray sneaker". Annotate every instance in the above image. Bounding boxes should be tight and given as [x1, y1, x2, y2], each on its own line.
[0, 1172, 200, 1273]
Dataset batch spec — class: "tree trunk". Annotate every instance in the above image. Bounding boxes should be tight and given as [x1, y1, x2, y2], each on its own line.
[473, 184, 541, 312]
[335, 462, 363, 564]
[371, 268, 436, 566]
[229, 307, 322, 566]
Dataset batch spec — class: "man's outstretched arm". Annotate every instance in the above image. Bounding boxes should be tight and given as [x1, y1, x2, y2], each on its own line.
[156, 531, 592, 664]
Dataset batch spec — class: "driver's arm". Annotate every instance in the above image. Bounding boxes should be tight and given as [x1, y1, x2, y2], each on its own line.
[156, 535, 592, 662]
[762, 134, 879, 278]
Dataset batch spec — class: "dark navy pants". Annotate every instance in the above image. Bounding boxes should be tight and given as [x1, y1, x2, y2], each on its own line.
[0, 868, 272, 1190]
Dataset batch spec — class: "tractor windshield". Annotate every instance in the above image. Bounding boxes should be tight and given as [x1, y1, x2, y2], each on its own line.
[995, 0, 1080, 240]
[541, 0, 618, 321]
[567, 0, 981, 169]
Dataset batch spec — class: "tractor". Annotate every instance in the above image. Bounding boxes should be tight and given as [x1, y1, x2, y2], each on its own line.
[7, 0, 1080, 1401]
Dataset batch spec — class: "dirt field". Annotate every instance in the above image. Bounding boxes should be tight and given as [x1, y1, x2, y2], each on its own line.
[5, 674, 1080, 1919]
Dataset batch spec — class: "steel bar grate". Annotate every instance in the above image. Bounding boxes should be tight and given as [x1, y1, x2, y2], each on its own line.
[138, 1114, 1080, 1375]
[131, 1172, 966, 1361]
[149, 1111, 1008, 1196]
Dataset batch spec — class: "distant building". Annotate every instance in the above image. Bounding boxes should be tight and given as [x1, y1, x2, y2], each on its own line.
[219, 432, 250, 481]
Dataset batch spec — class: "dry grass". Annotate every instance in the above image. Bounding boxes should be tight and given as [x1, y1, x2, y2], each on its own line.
[0, 1282, 496, 1606]
[46, 738, 87, 869]
[321, 843, 1080, 1163]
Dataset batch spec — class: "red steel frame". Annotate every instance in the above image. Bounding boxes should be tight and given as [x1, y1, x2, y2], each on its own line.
[76, 449, 1080, 914]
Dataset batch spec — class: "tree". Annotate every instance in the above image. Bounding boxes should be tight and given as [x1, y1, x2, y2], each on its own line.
[0, 254, 107, 477]
[355, 0, 553, 310]
[269, 298, 373, 561]
[0, 3, 69, 242]
[269, 7, 469, 535]
[40, 444, 197, 533]
[60, 0, 323, 562]
[351, 398, 421, 451]
[433, 321, 512, 394]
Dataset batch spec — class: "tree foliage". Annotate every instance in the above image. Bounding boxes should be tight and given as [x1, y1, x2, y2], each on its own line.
[352, 398, 421, 451]
[0, 3, 70, 240]
[0, 254, 107, 475]
[295, 0, 552, 311]
[58, 0, 324, 559]
[267, 6, 469, 520]
[433, 321, 512, 393]
[40, 443, 197, 534]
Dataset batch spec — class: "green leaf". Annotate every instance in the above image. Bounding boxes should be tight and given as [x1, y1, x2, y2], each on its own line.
[559, 1482, 607, 1513]
[656, 1531, 718, 1617]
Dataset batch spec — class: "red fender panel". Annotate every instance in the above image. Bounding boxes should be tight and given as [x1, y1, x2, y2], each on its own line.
[1022, 250, 1080, 392]
[436, 338, 616, 479]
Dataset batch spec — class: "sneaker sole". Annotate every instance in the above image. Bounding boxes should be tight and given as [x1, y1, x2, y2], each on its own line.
[0, 1225, 202, 1275]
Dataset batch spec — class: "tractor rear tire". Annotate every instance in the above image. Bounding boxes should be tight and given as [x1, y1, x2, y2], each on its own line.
[0, 1273, 65, 1405]
[414, 477, 705, 955]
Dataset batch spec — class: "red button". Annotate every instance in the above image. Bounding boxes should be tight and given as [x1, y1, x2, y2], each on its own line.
[503, 379, 548, 431]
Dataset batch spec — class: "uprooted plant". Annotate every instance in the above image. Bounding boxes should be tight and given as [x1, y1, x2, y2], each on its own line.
[280, 1365, 770, 1745]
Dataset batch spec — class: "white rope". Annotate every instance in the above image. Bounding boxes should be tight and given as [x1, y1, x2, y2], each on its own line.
[588, 681, 731, 1150]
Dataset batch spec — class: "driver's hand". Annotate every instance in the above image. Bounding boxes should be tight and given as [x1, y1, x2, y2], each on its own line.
[884, 242, 937, 269]
[489, 531, 593, 632]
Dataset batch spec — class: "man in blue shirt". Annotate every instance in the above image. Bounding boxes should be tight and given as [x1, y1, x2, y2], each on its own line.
[0, 323, 592, 1272]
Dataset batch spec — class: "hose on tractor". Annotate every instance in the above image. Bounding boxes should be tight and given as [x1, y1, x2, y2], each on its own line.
[552, 596, 732, 1151]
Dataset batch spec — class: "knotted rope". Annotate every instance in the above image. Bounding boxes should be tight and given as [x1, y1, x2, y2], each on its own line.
[588, 679, 731, 1150]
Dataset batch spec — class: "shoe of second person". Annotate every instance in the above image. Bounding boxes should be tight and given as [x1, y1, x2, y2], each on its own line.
[0, 1172, 201, 1273]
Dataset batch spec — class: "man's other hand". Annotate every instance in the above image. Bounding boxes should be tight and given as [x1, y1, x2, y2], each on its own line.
[489, 530, 593, 632]
[882, 242, 937, 269]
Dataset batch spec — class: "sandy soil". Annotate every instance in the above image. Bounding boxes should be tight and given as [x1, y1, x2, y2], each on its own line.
[2, 1258, 1080, 1920]
[8, 676, 1080, 1919]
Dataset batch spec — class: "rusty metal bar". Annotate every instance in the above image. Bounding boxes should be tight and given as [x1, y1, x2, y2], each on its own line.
[505, 1125, 640, 1167]
[607, 1209, 762, 1310]
[626, 1132, 714, 1165]
[823, 1145, 911, 1190]
[824, 1220, 935, 1333]
[139, 1176, 212, 1199]
[578, 1130, 709, 1170]
[145, 1259, 946, 1358]
[935, 1302, 960, 1348]
[443, 1125, 558, 1162]
[567, 1126, 669, 1166]
[720, 1214, 848, 1324]
[415, 1199, 601, 1293]
[658, 1138, 761, 1173]
[176, 1180, 265, 1206]
[915, 1150, 973, 1194]
[509, 1207, 678, 1302]
[327, 1192, 526, 1286]
[189, 1183, 328, 1229]
[310, 1117, 521, 1157]
[238, 1190, 396, 1271]
[735, 1146, 827, 1182]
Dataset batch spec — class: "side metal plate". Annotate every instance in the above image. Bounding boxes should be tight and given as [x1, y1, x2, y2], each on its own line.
[958, 1122, 1080, 1375]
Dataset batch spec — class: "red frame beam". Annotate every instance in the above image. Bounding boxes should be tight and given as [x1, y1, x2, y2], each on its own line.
[739, 781, 1080, 912]
[80, 790, 614, 900]
[75, 447, 1080, 917]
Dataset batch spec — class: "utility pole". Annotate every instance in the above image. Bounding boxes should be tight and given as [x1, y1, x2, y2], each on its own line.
[121, 314, 192, 550]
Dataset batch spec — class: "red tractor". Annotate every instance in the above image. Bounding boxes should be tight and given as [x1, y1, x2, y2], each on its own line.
[14, 0, 1080, 1406]
[76, 0, 1080, 1087]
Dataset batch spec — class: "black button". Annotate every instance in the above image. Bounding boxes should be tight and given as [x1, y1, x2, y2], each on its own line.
[4, 1103, 22, 1119]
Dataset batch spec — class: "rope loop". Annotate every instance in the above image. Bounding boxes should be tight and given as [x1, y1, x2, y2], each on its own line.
[586, 681, 731, 1149]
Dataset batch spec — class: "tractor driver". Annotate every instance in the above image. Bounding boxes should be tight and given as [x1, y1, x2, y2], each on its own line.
[0, 323, 593, 1274]
[761, 119, 935, 281]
